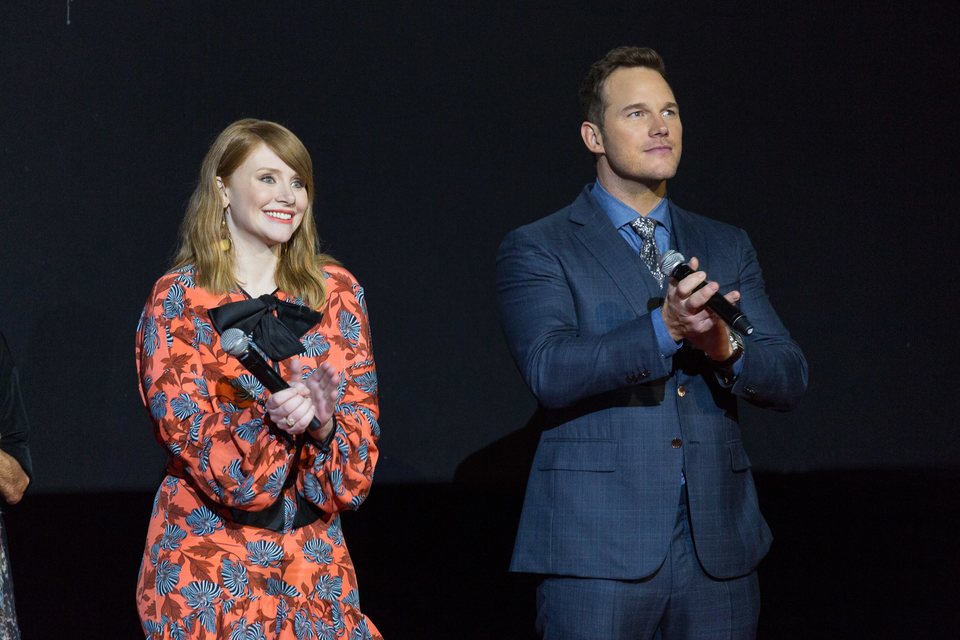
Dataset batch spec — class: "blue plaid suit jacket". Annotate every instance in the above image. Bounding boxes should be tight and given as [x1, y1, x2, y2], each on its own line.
[497, 187, 807, 580]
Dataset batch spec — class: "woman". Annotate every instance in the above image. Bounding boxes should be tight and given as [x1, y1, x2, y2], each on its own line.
[136, 119, 381, 639]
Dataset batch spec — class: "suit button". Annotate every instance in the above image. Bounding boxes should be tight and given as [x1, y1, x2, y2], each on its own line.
[677, 385, 687, 398]
[671, 438, 682, 449]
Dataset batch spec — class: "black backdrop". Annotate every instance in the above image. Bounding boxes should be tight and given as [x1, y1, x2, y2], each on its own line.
[1, 1, 958, 637]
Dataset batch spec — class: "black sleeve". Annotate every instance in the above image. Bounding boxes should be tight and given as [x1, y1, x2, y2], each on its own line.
[0, 332, 33, 479]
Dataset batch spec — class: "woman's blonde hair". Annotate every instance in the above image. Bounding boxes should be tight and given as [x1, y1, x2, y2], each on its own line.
[173, 118, 336, 308]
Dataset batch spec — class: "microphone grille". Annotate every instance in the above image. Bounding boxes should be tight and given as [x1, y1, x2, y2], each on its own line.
[220, 328, 249, 356]
[659, 250, 686, 277]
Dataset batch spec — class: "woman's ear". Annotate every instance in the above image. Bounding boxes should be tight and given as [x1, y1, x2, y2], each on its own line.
[216, 177, 229, 208]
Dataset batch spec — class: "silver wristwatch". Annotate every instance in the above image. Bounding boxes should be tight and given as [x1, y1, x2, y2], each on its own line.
[711, 329, 745, 369]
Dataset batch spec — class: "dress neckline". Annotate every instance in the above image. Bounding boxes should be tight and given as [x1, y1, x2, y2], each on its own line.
[237, 286, 281, 300]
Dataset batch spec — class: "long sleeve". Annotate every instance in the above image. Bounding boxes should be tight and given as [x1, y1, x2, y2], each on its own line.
[297, 267, 380, 513]
[497, 226, 672, 409]
[136, 274, 297, 511]
[0, 332, 32, 480]
[726, 230, 808, 411]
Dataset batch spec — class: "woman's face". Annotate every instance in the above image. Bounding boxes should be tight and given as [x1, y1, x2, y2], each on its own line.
[219, 143, 309, 253]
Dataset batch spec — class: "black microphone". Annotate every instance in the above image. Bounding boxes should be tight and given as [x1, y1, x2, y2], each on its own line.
[659, 250, 755, 335]
[220, 328, 324, 431]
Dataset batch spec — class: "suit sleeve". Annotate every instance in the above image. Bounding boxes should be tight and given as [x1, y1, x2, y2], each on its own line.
[297, 270, 380, 513]
[496, 226, 672, 409]
[727, 229, 808, 410]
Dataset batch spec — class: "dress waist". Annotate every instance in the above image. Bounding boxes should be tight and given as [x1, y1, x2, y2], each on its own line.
[165, 465, 325, 532]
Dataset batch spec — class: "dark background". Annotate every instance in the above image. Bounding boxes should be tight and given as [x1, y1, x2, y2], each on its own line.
[1, 1, 958, 637]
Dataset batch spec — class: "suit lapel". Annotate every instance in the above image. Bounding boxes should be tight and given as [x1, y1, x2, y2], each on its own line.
[669, 203, 712, 277]
[568, 189, 663, 315]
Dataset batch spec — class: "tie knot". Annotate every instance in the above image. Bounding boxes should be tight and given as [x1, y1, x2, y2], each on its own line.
[630, 217, 657, 240]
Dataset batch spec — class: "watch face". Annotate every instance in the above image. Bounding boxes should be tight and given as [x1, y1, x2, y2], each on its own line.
[729, 330, 744, 351]
[724, 330, 744, 366]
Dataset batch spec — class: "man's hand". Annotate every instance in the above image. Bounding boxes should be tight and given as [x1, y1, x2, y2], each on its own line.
[661, 256, 741, 361]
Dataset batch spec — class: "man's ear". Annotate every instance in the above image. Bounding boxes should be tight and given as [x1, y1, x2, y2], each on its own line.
[216, 177, 229, 208]
[580, 121, 604, 155]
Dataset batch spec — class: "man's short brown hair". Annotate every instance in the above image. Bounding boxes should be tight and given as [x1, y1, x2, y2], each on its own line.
[579, 47, 667, 126]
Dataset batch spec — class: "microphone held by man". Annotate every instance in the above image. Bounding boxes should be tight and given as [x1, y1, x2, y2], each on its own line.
[660, 249, 755, 335]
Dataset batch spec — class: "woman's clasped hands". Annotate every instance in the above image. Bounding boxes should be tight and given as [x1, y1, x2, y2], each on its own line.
[265, 358, 339, 441]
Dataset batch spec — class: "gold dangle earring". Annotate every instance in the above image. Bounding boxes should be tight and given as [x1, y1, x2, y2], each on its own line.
[219, 209, 232, 252]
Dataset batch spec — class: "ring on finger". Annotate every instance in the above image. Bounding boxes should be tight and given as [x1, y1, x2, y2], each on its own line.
[285, 416, 296, 427]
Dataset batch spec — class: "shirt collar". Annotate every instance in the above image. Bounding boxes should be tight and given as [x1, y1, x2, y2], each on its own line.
[591, 179, 672, 233]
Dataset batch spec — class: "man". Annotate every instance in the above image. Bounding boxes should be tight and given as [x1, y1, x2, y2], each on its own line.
[496, 47, 807, 639]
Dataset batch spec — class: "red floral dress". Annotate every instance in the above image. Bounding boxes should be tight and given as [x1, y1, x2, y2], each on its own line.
[135, 264, 382, 640]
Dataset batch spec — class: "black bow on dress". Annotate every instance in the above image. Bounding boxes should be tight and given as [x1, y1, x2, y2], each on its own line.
[208, 294, 323, 360]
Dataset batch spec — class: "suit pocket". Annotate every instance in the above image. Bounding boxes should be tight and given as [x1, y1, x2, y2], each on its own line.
[728, 439, 752, 472]
[537, 438, 617, 472]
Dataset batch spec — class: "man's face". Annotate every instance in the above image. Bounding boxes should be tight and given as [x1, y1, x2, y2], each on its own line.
[593, 66, 682, 187]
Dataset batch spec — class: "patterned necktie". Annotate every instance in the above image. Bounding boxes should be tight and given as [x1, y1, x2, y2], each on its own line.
[630, 216, 664, 287]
